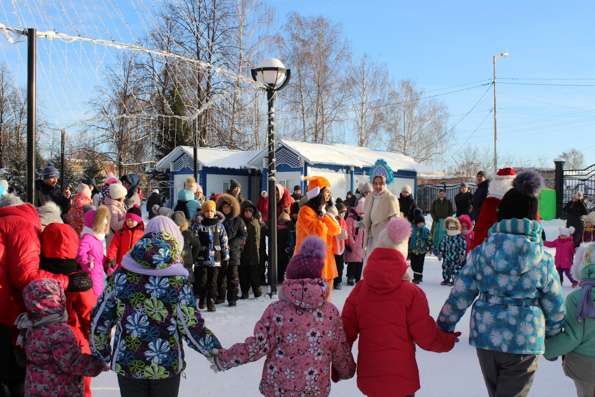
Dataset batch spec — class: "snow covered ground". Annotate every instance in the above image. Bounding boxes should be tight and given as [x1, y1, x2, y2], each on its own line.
[92, 219, 576, 396]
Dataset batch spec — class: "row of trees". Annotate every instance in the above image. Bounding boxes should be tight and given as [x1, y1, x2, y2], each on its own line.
[90, 0, 451, 173]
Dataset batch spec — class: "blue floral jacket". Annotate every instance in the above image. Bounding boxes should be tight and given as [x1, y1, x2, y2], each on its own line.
[438, 234, 467, 268]
[90, 268, 221, 379]
[409, 225, 431, 256]
[437, 218, 565, 354]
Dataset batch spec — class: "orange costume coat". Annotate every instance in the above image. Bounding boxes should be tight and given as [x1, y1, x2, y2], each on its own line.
[295, 205, 341, 281]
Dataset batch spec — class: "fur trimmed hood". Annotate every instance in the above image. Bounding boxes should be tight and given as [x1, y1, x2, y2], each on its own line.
[216, 193, 240, 218]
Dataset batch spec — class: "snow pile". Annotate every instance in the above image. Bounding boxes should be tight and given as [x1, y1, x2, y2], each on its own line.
[92, 219, 575, 396]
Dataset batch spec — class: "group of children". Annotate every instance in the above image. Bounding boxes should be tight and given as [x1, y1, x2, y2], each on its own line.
[7, 170, 595, 397]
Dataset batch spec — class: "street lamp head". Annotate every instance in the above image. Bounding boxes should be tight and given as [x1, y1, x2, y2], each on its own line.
[495, 52, 510, 60]
[251, 58, 291, 91]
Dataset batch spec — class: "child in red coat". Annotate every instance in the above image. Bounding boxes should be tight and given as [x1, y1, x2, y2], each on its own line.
[545, 226, 578, 287]
[38, 223, 101, 397]
[106, 206, 144, 275]
[342, 217, 460, 397]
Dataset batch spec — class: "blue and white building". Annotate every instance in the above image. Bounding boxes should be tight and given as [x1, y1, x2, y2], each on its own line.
[155, 140, 433, 206]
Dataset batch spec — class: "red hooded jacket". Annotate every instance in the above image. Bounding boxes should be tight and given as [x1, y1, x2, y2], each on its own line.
[107, 222, 145, 272]
[0, 203, 68, 328]
[342, 248, 457, 397]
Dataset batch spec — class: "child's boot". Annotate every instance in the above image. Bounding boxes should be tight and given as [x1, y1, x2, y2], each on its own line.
[207, 299, 216, 312]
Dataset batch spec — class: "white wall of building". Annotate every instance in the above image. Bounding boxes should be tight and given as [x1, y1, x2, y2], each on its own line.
[206, 174, 250, 198]
[309, 167, 351, 199]
[276, 171, 303, 192]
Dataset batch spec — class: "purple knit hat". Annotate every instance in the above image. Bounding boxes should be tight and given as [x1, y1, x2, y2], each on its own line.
[285, 236, 326, 280]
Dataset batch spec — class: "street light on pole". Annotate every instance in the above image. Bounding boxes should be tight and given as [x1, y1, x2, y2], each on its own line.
[251, 58, 291, 297]
[492, 51, 509, 173]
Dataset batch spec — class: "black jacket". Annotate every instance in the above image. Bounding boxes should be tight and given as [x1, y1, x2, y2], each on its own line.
[471, 180, 489, 221]
[455, 191, 473, 217]
[146, 192, 163, 219]
[565, 200, 588, 227]
[240, 201, 261, 267]
[398, 194, 416, 221]
[36, 180, 71, 216]
[223, 215, 247, 267]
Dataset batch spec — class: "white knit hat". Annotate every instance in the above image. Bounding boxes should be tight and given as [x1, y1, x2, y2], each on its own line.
[109, 183, 127, 200]
[573, 243, 595, 281]
[559, 226, 575, 237]
[77, 183, 92, 199]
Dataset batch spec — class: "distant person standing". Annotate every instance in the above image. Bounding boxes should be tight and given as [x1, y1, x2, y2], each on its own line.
[291, 185, 302, 202]
[471, 171, 489, 221]
[398, 185, 416, 221]
[565, 191, 588, 247]
[430, 189, 454, 254]
[455, 182, 473, 217]
[36, 164, 71, 216]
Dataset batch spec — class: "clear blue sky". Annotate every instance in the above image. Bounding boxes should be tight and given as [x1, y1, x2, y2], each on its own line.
[1, 0, 594, 169]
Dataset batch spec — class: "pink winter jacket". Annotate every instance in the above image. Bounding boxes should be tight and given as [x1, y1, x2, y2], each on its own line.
[345, 209, 365, 263]
[544, 237, 575, 270]
[77, 228, 106, 297]
[217, 278, 356, 397]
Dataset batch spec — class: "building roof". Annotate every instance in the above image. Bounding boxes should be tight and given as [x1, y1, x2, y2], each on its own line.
[155, 146, 261, 171]
[267, 139, 435, 175]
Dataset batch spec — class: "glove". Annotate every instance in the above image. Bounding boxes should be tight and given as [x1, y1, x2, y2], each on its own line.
[208, 349, 223, 372]
[452, 331, 462, 343]
[67, 271, 93, 292]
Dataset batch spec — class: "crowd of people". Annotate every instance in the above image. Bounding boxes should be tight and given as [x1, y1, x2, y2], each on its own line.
[0, 161, 594, 397]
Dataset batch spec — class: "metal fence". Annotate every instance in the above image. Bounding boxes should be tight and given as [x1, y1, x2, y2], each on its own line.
[561, 163, 595, 215]
[416, 182, 477, 214]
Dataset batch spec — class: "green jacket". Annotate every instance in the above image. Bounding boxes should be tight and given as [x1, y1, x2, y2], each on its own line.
[545, 263, 595, 359]
[430, 198, 453, 221]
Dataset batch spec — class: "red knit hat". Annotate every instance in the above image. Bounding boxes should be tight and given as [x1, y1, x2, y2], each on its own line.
[41, 223, 80, 260]
[126, 205, 143, 224]
[496, 167, 517, 178]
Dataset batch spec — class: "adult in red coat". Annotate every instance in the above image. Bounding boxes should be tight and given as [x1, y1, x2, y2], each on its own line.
[0, 194, 69, 395]
[342, 217, 459, 397]
[40, 223, 96, 397]
[470, 167, 516, 251]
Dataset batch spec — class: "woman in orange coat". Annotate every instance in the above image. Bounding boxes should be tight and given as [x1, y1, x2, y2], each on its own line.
[294, 176, 341, 299]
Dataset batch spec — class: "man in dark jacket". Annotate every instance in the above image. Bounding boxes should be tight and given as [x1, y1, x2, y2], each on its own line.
[471, 171, 489, 221]
[564, 191, 588, 247]
[227, 178, 244, 204]
[455, 183, 473, 217]
[398, 185, 416, 221]
[291, 185, 303, 202]
[36, 164, 71, 216]
[216, 193, 247, 306]
[239, 200, 262, 299]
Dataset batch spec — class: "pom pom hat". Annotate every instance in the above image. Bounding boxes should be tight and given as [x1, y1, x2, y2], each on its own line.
[488, 167, 517, 199]
[109, 183, 127, 200]
[285, 236, 326, 279]
[497, 170, 543, 221]
[376, 217, 412, 250]
[304, 176, 331, 200]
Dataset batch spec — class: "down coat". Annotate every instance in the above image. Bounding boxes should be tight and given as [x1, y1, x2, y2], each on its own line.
[0, 203, 68, 327]
[217, 194, 247, 268]
[342, 247, 458, 397]
[217, 278, 355, 396]
[544, 237, 575, 270]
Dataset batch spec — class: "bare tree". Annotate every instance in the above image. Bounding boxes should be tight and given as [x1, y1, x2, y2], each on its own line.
[449, 146, 492, 177]
[383, 80, 449, 163]
[279, 13, 352, 143]
[348, 54, 389, 146]
[559, 149, 585, 169]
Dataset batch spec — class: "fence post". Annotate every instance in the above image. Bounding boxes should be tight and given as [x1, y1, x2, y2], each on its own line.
[554, 159, 565, 219]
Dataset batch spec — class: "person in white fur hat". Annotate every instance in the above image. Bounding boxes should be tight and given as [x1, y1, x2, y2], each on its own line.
[104, 182, 128, 239]
[470, 167, 517, 250]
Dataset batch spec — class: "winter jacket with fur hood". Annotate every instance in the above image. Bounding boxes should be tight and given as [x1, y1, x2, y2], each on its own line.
[0, 202, 68, 327]
[240, 200, 261, 267]
[342, 247, 457, 397]
[217, 278, 355, 396]
[217, 194, 247, 267]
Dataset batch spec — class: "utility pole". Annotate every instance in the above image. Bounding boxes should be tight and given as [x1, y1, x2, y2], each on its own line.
[492, 52, 509, 174]
[26, 28, 36, 204]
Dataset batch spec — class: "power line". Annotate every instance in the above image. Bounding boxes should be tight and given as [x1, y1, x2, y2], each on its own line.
[499, 81, 595, 87]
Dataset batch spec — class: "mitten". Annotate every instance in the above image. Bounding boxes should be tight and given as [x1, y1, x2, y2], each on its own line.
[67, 271, 93, 292]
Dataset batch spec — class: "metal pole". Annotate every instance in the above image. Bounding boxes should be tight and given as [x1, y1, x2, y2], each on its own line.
[267, 89, 278, 296]
[492, 55, 498, 173]
[60, 129, 65, 191]
[26, 28, 36, 204]
[554, 160, 565, 219]
[193, 118, 198, 181]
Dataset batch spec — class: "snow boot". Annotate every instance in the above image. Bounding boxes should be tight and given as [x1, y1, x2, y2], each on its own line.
[240, 291, 249, 300]
[228, 301, 237, 307]
[215, 298, 225, 305]
[207, 299, 216, 312]
[198, 297, 206, 311]
[347, 278, 355, 286]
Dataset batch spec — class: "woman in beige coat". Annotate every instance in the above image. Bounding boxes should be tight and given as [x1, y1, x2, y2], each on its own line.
[363, 160, 405, 264]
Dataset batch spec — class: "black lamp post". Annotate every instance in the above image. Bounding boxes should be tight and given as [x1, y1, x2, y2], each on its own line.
[251, 58, 291, 296]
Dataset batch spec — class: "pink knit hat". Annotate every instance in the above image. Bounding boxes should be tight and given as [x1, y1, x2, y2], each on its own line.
[376, 217, 412, 250]
[84, 209, 96, 229]
[285, 236, 326, 280]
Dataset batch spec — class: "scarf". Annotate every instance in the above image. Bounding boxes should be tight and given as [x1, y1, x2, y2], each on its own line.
[15, 310, 68, 347]
[577, 279, 595, 322]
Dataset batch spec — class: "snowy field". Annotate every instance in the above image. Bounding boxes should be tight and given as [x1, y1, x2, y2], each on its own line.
[92, 219, 576, 396]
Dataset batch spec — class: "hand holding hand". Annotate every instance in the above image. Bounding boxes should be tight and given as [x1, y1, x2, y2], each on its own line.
[208, 348, 223, 373]
[88, 257, 95, 270]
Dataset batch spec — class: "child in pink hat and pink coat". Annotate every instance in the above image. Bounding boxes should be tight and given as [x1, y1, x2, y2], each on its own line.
[545, 226, 578, 287]
[213, 236, 356, 396]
